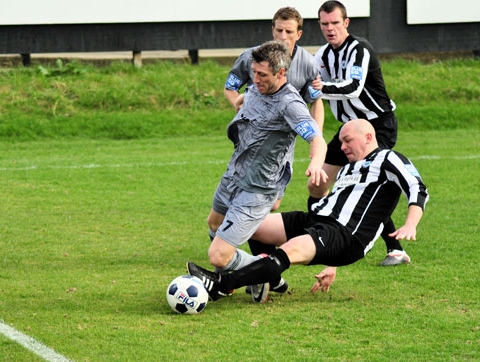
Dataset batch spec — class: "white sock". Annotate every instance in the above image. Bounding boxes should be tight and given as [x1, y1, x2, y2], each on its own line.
[223, 249, 261, 272]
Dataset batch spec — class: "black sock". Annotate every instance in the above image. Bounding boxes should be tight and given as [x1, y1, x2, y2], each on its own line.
[382, 218, 402, 251]
[220, 249, 291, 291]
[248, 238, 276, 256]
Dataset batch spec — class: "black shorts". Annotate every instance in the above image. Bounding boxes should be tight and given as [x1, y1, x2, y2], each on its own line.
[325, 113, 398, 166]
[281, 211, 365, 267]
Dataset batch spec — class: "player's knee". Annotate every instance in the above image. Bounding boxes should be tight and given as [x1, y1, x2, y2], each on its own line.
[281, 235, 316, 265]
[207, 215, 220, 233]
[208, 250, 230, 269]
[207, 221, 219, 233]
[270, 199, 282, 212]
[308, 181, 329, 198]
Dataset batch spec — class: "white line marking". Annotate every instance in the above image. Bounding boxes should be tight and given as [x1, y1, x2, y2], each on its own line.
[0, 159, 227, 172]
[0, 155, 478, 173]
[0, 321, 73, 362]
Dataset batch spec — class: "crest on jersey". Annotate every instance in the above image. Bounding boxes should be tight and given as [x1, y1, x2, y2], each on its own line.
[350, 66, 363, 80]
[361, 161, 372, 169]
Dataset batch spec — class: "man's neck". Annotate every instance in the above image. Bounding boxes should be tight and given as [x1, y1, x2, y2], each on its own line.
[332, 34, 350, 50]
[269, 80, 288, 95]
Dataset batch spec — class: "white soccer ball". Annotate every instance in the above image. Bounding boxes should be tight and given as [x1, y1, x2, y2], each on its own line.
[166, 275, 208, 314]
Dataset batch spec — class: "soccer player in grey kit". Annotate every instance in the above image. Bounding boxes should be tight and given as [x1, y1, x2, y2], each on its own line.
[222, 7, 325, 292]
[206, 40, 327, 299]
[224, 6, 324, 212]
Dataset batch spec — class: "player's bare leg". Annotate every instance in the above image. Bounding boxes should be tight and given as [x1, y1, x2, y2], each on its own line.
[207, 209, 224, 234]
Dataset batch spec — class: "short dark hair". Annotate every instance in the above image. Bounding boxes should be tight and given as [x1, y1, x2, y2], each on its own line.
[318, 1, 348, 19]
[272, 7, 303, 31]
[251, 40, 291, 75]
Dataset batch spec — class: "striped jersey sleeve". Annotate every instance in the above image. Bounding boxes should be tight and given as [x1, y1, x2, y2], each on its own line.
[384, 150, 429, 210]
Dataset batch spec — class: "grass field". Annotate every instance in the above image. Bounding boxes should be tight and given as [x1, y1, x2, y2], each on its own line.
[0, 58, 479, 361]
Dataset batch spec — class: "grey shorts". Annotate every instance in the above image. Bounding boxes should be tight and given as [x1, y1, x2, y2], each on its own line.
[212, 178, 278, 247]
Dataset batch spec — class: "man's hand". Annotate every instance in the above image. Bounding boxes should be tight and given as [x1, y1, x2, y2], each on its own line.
[233, 94, 245, 113]
[389, 225, 417, 241]
[306, 167, 328, 188]
[389, 205, 423, 241]
[310, 266, 337, 293]
[312, 75, 323, 91]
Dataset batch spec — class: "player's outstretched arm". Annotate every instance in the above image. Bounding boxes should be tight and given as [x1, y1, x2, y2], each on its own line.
[309, 98, 325, 133]
[305, 136, 328, 186]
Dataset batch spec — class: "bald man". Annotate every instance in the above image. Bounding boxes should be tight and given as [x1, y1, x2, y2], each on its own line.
[188, 119, 429, 303]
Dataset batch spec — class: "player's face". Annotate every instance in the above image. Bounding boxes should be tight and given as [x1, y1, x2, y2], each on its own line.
[339, 127, 368, 162]
[272, 19, 302, 55]
[252, 61, 284, 95]
[318, 9, 350, 49]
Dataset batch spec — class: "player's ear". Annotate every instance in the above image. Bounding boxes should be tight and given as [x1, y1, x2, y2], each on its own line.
[296, 29, 303, 41]
[277, 67, 286, 78]
[365, 132, 373, 144]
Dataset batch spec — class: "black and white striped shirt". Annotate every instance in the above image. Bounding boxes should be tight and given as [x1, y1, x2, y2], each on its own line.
[311, 148, 429, 251]
[315, 35, 395, 123]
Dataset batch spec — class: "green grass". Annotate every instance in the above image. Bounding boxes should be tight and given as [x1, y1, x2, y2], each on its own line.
[0, 60, 232, 140]
[0, 58, 479, 361]
[0, 57, 479, 140]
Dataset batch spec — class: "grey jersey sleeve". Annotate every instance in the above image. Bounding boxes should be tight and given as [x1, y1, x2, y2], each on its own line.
[284, 96, 322, 142]
[224, 48, 255, 91]
[290, 47, 322, 104]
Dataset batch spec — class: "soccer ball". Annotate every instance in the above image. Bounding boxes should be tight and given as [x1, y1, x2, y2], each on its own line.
[166, 275, 208, 314]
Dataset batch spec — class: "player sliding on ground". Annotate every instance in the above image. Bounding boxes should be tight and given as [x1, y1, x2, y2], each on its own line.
[188, 119, 429, 303]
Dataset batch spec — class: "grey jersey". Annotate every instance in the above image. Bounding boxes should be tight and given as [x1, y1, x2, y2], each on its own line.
[225, 83, 321, 194]
[225, 45, 321, 104]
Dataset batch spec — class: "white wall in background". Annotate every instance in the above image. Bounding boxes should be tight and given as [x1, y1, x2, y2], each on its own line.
[0, 0, 369, 25]
[407, 0, 480, 24]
